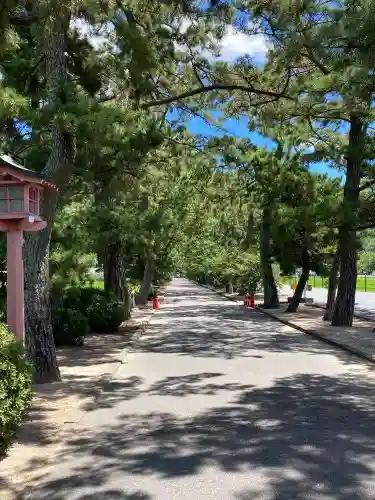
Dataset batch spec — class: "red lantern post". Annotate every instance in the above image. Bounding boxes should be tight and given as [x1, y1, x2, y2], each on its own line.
[0, 154, 56, 342]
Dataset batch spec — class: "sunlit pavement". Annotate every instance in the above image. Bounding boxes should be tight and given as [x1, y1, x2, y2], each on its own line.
[29, 279, 375, 500]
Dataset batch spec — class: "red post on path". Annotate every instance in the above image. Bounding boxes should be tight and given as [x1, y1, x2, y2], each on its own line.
[152, 296, 160, 310]
[248, 294, 255, 309]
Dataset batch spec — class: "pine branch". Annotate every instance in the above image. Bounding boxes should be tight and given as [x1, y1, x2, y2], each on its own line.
[9, 14, 37, 26]
[97, 93, 117, 103]
[141, 83, 294, 109]
[358, 179, 375, 192]
[353, 223, 375, 231]
[301, 47, 330, 76]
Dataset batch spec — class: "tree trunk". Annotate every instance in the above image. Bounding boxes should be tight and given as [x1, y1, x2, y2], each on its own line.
[0, 268, 6, 290]
[137, 256, 154, 305]
[331, 233, 358, 327]
[103, 242, 132, 320]
[24, 228, 60, 382]
[23, 9, 73, 383]
[332, 116, 364, 327]
[260, 207, 279, 309]
[130, 289, 136, 309]
[226, 282, 233, 294]
[97, 250, 104, 268]
[323, 248, 340, 322]
[24, 135, 75, 384]
[285, 250, 310, 313]
[103, 242, 124, 301]
[123, 280, 132, 319]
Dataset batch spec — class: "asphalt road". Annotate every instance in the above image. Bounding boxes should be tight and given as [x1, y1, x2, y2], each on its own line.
[30, 279, 375, 500]
[300, 286, 375, 319]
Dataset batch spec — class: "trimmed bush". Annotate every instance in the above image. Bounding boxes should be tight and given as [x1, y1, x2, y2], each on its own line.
[0, 323, 32, 455]
[87, 296, 125, 333]
[52, 308, 90, 346]
[52, 286, 126, 335]
[58, 287, 111, 316]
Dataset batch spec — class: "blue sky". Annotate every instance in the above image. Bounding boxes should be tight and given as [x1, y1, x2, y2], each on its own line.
[184, 113, 341, 178]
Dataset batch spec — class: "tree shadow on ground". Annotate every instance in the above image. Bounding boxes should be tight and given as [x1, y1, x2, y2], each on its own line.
[56, 329, 137, 369]
[89, 371, 255, 411]
[15, 283, 370, 448]
[26, 371, 375, 500]
[140, 297, 373, 369]
[0, 310, 153, 459]
[5, 281, 375, 499]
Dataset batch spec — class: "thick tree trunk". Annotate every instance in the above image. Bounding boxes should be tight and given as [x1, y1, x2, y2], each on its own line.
[24, 249, 59, 383]
[23, 9, 73, 383]
[103, 242, 124, 301]
[332, 116, 363, 327]
[0, 268, 6, 291]
[331, 235, 358, 326]
[285, 254, 310, 313]
[323, 248, 340, 322]
[285, 272, 309, 313]
[103, 242, 131, 320]
[24, 191, 61, 383]
[260, 208, 279, 309]
[137, 256, 154, 305]
[123, 280, 132, 319]
[226, 282, 233, 294]
[97, 251, 104, 268]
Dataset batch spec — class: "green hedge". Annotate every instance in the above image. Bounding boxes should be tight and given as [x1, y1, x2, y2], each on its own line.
[52, 308, 90, 347]
[87, 295, 125, 333]
[0, 323, 32, 455]
[51, 287, 126, 344]
[55, 287, 111, 316]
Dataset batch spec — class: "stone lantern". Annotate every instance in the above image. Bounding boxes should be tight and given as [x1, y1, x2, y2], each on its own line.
[0, 154, 56, 342]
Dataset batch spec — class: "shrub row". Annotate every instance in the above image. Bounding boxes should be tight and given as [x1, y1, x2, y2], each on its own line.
[0, 323, 32, 456]
[52, 287, 125, 347]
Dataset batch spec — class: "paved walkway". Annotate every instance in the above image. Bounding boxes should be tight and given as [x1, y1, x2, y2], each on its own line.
[303, 287, 375, 320]
[21, 280, 375, 499]
[0, 306, 154, 500]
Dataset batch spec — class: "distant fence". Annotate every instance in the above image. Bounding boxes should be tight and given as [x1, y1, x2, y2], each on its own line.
[281, 275, 375, 293]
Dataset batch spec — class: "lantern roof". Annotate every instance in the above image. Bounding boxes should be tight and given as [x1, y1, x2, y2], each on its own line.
[0, 154, 56, 189]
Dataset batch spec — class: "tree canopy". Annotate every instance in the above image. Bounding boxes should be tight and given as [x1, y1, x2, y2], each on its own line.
[2, 0, 375, 381]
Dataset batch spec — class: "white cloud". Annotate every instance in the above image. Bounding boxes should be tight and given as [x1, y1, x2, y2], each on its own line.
[70, 18, 110, 49]
[217, 27, 268, 63]
[73, 16, 269, 64]
[176, 20, 269, 63]
[294, 143, 315, 154]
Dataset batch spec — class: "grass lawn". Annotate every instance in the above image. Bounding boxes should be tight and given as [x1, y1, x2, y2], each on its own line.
[92, 280, 104, 290]
[281, 276, 375, 293]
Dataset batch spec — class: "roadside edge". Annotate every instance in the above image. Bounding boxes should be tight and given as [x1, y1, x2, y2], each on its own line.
[196, 281, 375, 366]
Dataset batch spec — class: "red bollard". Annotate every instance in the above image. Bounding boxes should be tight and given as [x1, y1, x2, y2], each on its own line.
[152, 296, 160, 310]
[249, 294, 255, 309]
[244, 294, 249, 306]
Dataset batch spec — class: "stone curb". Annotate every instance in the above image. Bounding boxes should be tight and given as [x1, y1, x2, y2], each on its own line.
[257, 306, 375, 366]
[98, 309, 155, 383]
[197, 282, 375, 366]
